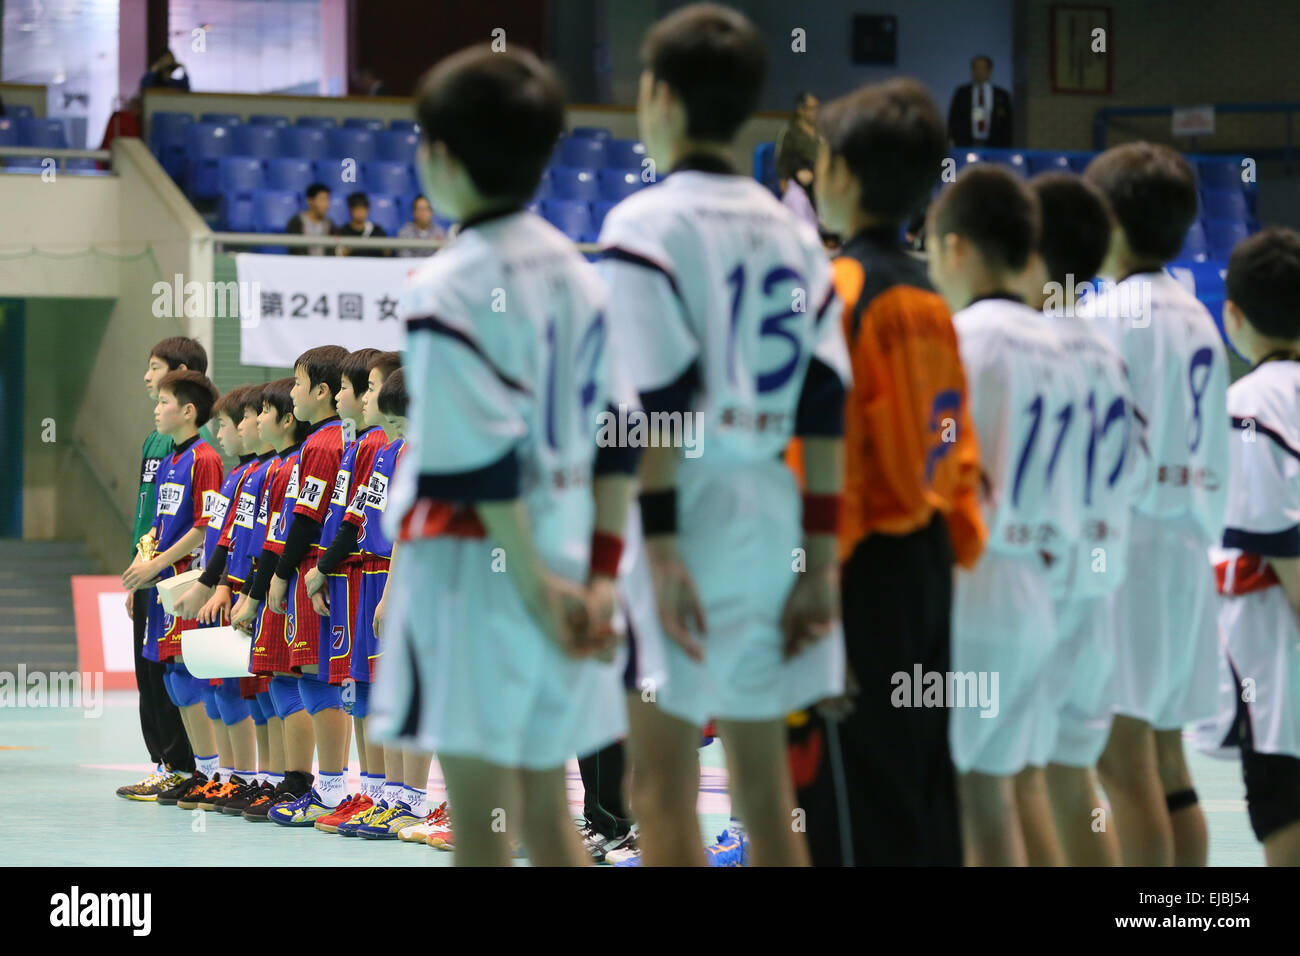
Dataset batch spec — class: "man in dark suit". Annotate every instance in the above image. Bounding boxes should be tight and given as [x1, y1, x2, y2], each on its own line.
[947, 55, 1012, 148]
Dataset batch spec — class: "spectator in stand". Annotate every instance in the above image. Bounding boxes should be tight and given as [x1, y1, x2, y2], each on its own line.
[100, 95, 143, 158]
[395, 195, 444, 257]
[140, 49, 191, 92]
[776, 91, 819, 196]
[285, 183, 336, 256]
[335, 191, 390, 257]
[353, 67, 391, 96]
[947, 55, 1012, 148]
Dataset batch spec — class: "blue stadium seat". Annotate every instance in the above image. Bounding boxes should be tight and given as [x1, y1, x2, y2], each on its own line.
[598, 168, 642, 201]
[389, 119, 420, 132]
[549, 166, 599, 201]
[753, 142, 778, 196]
[1026, 152, 1071, 175]
[4, 155, 44, 169]
[1201, 188, 1247, 222]
[252, 189, 302, 233]
[344, 117, 387, 131]
[221, 192, 258, 232]
[1198, 159, 1243, 192]
[249, 114, 290, 127]
[265, 157, 314, 194]
[0, 119, 17, 148]
[18, 118, 68, 149]
[606, 139, 647, 169]
[367, 193, 401, 235]
[327, 127, 376, 162]
[279, 126, 328, 161]
[313, 158, 366, 195]
[185, 123, 235, 197]
[6, 105, 34, 120]
[149, 111, 194, 151]
[541, 199, 594, 241]
[296, 116, 338, 129]
[558, 136, 607, 168]
[364, 160, 415, 197]
[201, 112, 242, 126]
[397, 193, 420, 221]
[375, 129, 418, 163]
[591, 199, 618, 234]
[1180, 220, 1209, 261]
[1066, 152, 1093, 173]
[570, 126, 612, 140]
[434, 215, 454, 234]
[233, 124, 281, 159]
[218, 156, 265, 194]
[1206, 219, 1248, 259]
[65, 157, 100, 171]
[982, 149, 1027, 177]
[328, 194, 349, 226]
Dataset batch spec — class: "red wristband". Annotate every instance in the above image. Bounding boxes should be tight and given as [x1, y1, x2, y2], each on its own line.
[802, 493, 841, 535]
[590, 531, 624, 579]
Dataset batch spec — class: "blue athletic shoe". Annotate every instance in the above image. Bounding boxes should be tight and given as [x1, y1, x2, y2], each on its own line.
[268, 788, 335, 827]
[705, 825, 748, 866]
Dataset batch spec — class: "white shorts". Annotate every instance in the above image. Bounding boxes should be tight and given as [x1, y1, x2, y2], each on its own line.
[1203, 588, 1300, 759]
[368, 537, 627, 769]
[1048, 594, 1116, 767]
[950, 550, 1057, 776]
[1110, 513, 1219, 730]
[621, 461, 844, 727]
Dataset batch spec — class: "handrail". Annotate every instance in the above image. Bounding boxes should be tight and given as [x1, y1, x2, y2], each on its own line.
[0, 146, 111, 160]
[208, 231, 601, 255]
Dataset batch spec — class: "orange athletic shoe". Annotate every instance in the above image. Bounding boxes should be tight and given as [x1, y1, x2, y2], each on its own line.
[315, 793, 373, 833]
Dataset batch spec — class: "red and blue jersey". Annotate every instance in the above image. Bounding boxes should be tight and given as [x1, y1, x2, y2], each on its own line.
[203, 455, 257, 567]
[224, 451, 278, 587]
[320, 425, 387, 556]
[151, 435, 225, 561]
[287, 417, 347, 560]
[263, 447, 301, 556]
[350, 438, 406, 559]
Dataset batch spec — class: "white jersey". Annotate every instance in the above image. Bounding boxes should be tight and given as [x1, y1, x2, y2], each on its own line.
[1210, 358, 1300, 588]
[953, 297, 1088, 564]
[1081, 270, 1229, 543]
[597, 166, 851, 468]
[1047, 314, 1149, 599]
[384, 208, 613, 582]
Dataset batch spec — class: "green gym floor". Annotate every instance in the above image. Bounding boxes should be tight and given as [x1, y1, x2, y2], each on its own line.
[0, 691, 1263, 866]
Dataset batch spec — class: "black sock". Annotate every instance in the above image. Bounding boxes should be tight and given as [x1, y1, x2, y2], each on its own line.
[578, 740, 631, 838]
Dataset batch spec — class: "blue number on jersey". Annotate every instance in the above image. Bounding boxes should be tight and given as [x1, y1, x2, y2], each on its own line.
[543, 311, 607, 450]
[1083, 390, 1129, 506]
[1187, 346, 1214, 453]
[725, 263, 807, 394]
[1012, 393, 1075, 507]
[925, 389, 962, 483]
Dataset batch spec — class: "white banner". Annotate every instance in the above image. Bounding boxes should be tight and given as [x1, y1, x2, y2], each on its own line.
[236, 253, 423, 367]
[1172, 105, 1215, 137]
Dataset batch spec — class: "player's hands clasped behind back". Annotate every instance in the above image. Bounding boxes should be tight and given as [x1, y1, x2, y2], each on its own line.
[645, 536, 707, 661]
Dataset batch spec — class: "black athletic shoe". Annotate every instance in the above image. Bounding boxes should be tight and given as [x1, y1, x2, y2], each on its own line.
[243, 772, 308, 822]
[222, 779, 270, 816]
[157, 770, 207, 807]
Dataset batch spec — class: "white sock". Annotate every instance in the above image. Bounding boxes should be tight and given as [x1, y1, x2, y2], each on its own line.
[405, 786, 427, 817]
[316, 771, 345, 807]
[362, 773, 384, 800]
[266, 771, 285, 788]
[196, 754, 219, 778]
[235, 769, 254, 784]
[254, 772, 265, 786]
[382, 780, 403, 807]
[220, 766, 235, 783]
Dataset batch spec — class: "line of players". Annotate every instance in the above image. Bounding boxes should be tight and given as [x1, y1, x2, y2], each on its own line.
[119, 2, 1300, 866]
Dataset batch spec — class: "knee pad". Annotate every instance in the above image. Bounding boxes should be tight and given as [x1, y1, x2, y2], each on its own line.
[164, 662, 206, 709]
[269, 674, 304, 719]
[256, 691, 276, 722]
[1241, 748, 1300, 842]
[299, 674, 344, 715]
[199, 681, 222, 721]
[344, 679, 369, 718]
[1165, 788, 1199, 814]
[216, 678, 252, 726]
[245, 692, 268, 727]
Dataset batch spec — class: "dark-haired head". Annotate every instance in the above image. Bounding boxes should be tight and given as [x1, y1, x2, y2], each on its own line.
[149, 336, 208, 374]
[159, 369, 219, 428]
[294, 345, 348, 412]
[1226, 227, 1300, 346]
[341, 348, 381, 395]
[378, 368, 408, 419]
[1083, 142, 1198, 265]
[1028, 172, 1112, 291]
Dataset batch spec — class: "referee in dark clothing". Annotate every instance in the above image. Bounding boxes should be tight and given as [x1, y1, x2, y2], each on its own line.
[116, 339, 204, 799]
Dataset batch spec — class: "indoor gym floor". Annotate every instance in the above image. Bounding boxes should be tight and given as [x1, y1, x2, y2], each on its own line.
[0, 689, 1263, 866]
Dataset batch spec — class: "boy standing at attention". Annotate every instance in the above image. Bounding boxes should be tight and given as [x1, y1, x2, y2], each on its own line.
[117, 337, 206, 801]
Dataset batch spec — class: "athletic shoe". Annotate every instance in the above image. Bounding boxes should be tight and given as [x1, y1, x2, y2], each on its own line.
[356, 801, 421, 840]
[705, 825, 748, 867]
[610, 846, 642, 866]
[398, 801, 450, 844]
[178, 773, 224, 811]
[315, 793, 372, 834]
[199, 775, 243, 811]
[244, 772, 309, 822]
[268, 788, 337, 827]
[427, 805, 455, 850]
[578, 820, 638, 864]
[117, 765, 183, 802]
[218, 778, 265, 816]
[156, 770, 206, 807]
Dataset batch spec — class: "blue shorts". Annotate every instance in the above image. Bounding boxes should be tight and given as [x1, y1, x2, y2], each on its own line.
[269, 674, 304, 718]
[350, 561, 388, 683]
[215, 678, 252, 725]
[163, 661, 205, 708]
[345, 679, 371, 718]
[299, 673, 344, 715]
[246, 691, 268, 726]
